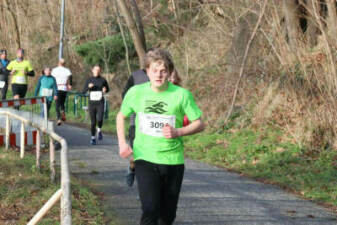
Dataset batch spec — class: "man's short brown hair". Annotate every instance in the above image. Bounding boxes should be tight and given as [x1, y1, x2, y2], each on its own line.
[144, 48, 174, 73]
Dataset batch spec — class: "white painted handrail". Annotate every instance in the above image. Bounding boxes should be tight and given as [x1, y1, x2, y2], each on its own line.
[0, 110, 72, 224]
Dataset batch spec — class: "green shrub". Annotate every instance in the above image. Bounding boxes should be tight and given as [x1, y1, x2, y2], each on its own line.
[74, 33, 135, 71]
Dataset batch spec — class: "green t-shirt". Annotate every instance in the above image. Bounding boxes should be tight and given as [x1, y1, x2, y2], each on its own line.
[121, 82, 202, 165]
[7, 60, 33, 84]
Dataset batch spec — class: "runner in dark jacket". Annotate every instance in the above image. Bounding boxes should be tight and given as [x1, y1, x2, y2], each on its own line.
[0, 50, 10, 100]
[82, 65, 110, 145]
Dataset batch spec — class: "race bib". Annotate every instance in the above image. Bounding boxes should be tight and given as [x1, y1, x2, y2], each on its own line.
[0, 81, 5, 88]
[16, 76, 26, 84]
[139, 112, 176, 137]
[42, 88, 53, 97]
[90, 91, 103, 101]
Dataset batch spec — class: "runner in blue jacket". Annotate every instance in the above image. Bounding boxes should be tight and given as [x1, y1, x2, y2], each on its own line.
[35, 67, 58, 118]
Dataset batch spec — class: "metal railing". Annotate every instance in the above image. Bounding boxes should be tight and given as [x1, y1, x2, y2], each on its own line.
[65, 92, 109, 119]
[0, 107, 72, 224]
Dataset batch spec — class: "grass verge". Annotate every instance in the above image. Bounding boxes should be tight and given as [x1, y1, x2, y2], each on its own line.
[184, 126, 337, 210]
[0, 148, 106, 224]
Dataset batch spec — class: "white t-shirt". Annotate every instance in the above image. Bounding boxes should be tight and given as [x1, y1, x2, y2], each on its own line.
[51, 66, 72, 91]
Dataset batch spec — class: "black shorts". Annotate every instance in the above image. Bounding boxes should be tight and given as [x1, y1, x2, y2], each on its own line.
[12, 84, 27, 98]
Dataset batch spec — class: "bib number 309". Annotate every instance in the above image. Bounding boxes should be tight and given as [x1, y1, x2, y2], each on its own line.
[139, 113, 175, 137]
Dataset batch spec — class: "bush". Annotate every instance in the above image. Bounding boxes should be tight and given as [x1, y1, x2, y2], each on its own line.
[74, 33, 135, 72]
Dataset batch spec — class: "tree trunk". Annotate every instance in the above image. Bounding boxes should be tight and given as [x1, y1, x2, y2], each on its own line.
[326, 0, 337, 39]
[282, 0, 300, 48]
[226, 6, 258, 72]
[114, 2, 131, 75]
[130, 0, 147, 51]
[305, 0, 318, 46]
[4, 0, 21, 48]
[116, 0, 146, 68]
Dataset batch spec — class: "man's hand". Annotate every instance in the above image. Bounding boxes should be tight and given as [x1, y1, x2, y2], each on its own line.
[22, 70, 27, 75]
[102, 86, 107, 93]
[88, 83, 94, 88]
[67, 85, 72, 90]
[54, 96, 58, 101]
[163, 124, 180, 139]
[119, 142, 133, 158]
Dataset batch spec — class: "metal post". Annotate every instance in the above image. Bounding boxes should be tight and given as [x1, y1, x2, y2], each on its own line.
[20, 122, 25, 159]
[60, 139, 72, 224]
[79, 96, 82, 110]
[59, 0, 65, 60]
[74, 96, 77, 116]
[49, 137, 56, 183]
[36, 130, 41, 170]
[43, 97, 48, 128]
[104, 98, 108, 119]
[5, 115, 10, 149]
[27, 189, 62, 225]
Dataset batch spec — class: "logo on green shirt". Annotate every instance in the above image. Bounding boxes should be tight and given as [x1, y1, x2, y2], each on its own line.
[145, 101, 168, 114]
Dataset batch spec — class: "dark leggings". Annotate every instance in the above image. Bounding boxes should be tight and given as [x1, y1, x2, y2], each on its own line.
[89, 103, 104, 136]
[135, 160, 184, 225]
[0, 80, 8, 100]
[56, 90, 67, 120]
[12, 84, 27, 110]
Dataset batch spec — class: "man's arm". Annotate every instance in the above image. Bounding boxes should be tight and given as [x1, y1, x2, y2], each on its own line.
[82, 79, 89, 94]
[163, 118, 205, 139]
[27, 70, 35, 77]
[116, 111, 133, 158]
[34, 77, 42, 97]
[103, 79, 110, 93]
[68, 75, 73, 85]
[121, 76, 134, 99]
[52, 77, 58, 97]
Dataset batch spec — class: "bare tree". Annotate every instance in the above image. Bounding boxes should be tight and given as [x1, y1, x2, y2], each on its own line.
[3, 0, 21, 48]
[326, 0, 337, 39]
[130, 0, 146, 51]
[303, 0, 318, 46]
[114, 1, 131, 74]
[116, 0, 146, 68]
[282, 0, 300, 48]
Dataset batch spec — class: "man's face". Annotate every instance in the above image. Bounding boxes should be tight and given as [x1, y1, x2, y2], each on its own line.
[92, 66, 101, 77]
[44, 68, 51, 76]
[0, 53, 6, 60]
[17, 50, 23, 59]
[146, 61, 169, 90]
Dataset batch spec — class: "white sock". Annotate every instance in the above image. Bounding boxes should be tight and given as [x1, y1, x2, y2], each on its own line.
[97, 128, 101, 133]
[91, 136, 95, 139]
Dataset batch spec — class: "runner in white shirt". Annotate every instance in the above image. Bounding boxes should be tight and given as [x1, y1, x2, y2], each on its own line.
[51, 58, 72, 126]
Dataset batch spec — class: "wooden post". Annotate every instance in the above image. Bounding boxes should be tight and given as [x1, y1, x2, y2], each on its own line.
[5, 115, 10, 150]
[20, 122, 25, 158]
[36, 130, 41, 170]
[27, 189, 62, 225]
[60, 138, 72, 224]
[49, 137, 55, 183]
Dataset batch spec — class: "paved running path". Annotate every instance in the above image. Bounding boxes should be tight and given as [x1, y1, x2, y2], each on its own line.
[55, 124, 337, 225]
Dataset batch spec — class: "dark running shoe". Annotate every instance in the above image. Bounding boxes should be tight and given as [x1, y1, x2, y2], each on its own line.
[90, 138, 96, 145]
[61, 112, 66, 121]
[126, 167, 135, 187]
[98, 131, 103, 141]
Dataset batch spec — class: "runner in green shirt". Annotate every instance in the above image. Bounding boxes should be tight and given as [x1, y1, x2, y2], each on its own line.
[116, 48, 205, 225]
[7, 48, 35, 109]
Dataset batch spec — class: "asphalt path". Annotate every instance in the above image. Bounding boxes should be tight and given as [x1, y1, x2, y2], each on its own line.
[55, 124, 337, 225]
